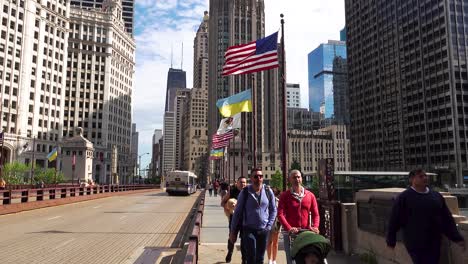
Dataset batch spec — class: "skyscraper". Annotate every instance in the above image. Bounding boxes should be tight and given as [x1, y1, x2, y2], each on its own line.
[183, 13, 209, 180]
[208, 0, 282, 178]
[65, 0, 135, 183]
[1, 0, 69, 168]
[286, 83, 301, 108]
[345, 0, 468, 185]
[164, 68, 186, 112]
[308, 40, 346, 120]
[70, 0, 134, 35]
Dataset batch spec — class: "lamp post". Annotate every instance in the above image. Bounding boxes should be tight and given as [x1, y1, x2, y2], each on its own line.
[136, 152, 149, 184]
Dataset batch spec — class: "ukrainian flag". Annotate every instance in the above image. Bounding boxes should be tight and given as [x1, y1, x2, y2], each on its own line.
[216, 89, 252, 117]
[210, 148, 224, 157]
[47, 147, 58, 162]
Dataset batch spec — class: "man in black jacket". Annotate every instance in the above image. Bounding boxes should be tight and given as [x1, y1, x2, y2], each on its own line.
[386, 169, 465, 264]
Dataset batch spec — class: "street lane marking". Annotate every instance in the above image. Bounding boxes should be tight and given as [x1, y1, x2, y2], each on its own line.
[47, 216, 62, 220]
[92, 205, 102, 209]
[119, 216, 127, 220]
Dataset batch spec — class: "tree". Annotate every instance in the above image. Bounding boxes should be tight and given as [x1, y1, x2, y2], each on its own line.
[2, 162, 30, 184]
[290, 159, 302, 172]
[270, 170, 283, 190]
[35, 168, 64, 184]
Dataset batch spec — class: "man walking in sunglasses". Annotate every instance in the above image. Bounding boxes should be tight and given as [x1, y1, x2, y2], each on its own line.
[229, 168, 277, 264]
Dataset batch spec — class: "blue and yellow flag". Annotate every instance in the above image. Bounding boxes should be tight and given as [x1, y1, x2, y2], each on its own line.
[47, 147, 58, 162]
[209, 148, 224, 160]
[216, 89, 252, 117]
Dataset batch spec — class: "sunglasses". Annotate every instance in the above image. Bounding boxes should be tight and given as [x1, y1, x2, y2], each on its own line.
[253, 174, 263, 179]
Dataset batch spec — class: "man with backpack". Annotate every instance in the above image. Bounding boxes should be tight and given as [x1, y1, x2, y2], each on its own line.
[229, 168, 277, 264]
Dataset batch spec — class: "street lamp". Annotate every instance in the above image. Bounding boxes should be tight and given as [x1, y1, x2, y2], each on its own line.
[136, 152, 149, 184]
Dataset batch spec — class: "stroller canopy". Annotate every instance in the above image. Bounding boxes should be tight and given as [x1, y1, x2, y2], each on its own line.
[291, 231, 331, 259]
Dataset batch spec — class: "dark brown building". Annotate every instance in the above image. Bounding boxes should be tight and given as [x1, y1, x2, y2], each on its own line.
[346, 0, 468, 185]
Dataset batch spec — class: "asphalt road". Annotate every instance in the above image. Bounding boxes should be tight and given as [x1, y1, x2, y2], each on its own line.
[0, 190, 199, 264]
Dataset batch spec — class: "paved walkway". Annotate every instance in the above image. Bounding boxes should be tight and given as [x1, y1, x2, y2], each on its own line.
[199, 193, 362, 264]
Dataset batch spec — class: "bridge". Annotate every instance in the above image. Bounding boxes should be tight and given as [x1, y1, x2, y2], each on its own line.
[0, 189, 199, 264]
[2, 187, 466, 263]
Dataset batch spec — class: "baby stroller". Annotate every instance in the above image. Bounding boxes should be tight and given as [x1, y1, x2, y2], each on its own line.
[284, 230, 331, 264]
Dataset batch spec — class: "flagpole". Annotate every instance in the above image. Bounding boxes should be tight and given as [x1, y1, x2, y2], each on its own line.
[30, 137, 36, 184]
[251, 75, 257, 169]
[0, 132, 4, 179]
[280, 14, 289, 191]
[241, 113, 244, 178]
[228, 139, 231, 184]
[54, 144, 59, 186]
[232, 137, 235, 184]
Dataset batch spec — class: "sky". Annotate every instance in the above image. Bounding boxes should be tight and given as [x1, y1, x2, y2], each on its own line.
[133, 0, 345, 170]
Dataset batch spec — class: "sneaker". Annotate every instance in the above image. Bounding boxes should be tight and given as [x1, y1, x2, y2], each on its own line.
[225, 252, 232, 263]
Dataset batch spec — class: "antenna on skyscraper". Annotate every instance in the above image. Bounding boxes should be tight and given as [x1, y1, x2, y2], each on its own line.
[170, 44, 173, 68]
[181, 42, 184, 70]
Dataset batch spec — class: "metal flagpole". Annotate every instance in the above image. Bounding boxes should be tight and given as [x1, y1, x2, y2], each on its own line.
[232, 136, 236, 184]
[251, 75, 257, 169]
[30, 137, 36, 184]
[0, 132, 4, 179]
[241, 113, 244, 178]
[280, 14, 289, 191]
[228, 139, 231, 183]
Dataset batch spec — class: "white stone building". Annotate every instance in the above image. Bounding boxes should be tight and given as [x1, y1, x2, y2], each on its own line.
[64, 0, 135, 184]
[0, 0, 69, 169]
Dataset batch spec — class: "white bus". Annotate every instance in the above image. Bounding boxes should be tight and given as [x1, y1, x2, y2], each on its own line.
[165, 170, 198, 195]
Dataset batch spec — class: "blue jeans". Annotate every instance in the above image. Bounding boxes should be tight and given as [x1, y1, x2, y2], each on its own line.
[242, 227, 269, 264]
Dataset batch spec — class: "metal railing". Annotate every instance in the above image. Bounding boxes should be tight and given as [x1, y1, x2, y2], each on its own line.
[0, 184, 159, 205]
[184, 190, 205, 264]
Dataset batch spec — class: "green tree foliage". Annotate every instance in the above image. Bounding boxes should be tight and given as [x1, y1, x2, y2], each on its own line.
[290, 159, 302, 171]
[270, 170, 283, 190]
[34, 168, 64, 184]
[2, 162, 30, 184]
[309, 174, 319, 197]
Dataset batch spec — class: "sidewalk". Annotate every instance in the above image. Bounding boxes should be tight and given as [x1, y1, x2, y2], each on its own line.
[199, 193, 362, 264]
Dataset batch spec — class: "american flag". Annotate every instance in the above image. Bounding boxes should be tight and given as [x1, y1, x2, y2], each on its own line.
[212, 140, 230, 149]
[212, 130, 234, 143]
[222, 32, 279, 76]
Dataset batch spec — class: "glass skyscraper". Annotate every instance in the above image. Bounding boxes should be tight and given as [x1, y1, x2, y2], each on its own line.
[308, 40, 347, 119]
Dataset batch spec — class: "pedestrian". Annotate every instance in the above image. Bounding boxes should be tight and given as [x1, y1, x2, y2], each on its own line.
[220, 180, 229, 201]
[213, 180, 219, 197]
[221, 176, 248, 263]
[277, 170, 320, 263]
[230, 168, 277, 264]
[266, 187, 282, 264]
[386, 168, 466, 264]
[0, 177, 6, 190]
[207, 182, 213, 197]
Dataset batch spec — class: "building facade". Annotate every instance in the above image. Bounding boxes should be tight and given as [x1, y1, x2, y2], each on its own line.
[174, 88, 190, 170]
[0, 0, 69, 169]
[288, 125, 351, 176]
[164, 68, 186, 112]
[287, 108, 321, 131]
[286, 83, 301, 108]
[130, 123, 138, 179]
[345, 0, 468, 185]
[308, 40, 346, 119]
[151, 129, 162, 178]
[65, 0, 135, 183]
[208, 0, 283, 178]
[162, 111, 175, 174]
[70, 0, 134, 35]
[182, 13, 209, 180]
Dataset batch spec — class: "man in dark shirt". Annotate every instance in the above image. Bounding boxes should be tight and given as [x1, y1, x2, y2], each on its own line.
[221, 176, 247, 263]
[386, 169, 465, 264]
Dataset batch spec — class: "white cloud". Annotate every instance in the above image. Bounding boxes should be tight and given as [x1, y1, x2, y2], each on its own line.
[265, 0, 345, 108]
[133, 0, 344, 167]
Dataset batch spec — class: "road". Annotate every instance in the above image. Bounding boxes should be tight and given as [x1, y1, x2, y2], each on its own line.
[0, 190, 199, 264]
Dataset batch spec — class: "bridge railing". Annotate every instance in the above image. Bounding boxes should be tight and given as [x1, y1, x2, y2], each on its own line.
[0, 184, 159, 205]
[184, 190, 205, 264]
